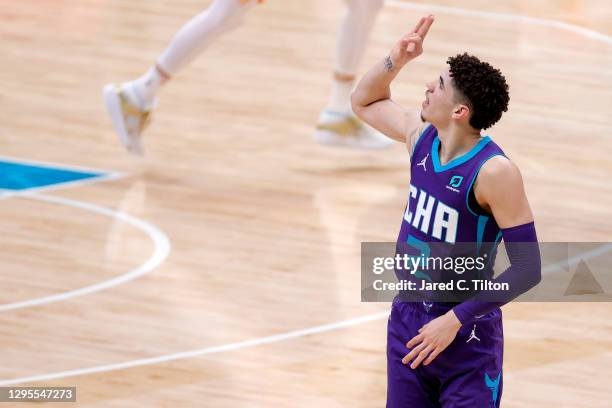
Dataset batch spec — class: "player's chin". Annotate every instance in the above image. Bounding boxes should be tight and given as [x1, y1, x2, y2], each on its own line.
[420, 110, 428, 123]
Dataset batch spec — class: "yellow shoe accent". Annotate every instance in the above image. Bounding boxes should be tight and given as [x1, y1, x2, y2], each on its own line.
[118, 86, 152, 134]
[103, 83, 155, 155]
[315, 115, 361, 136]
[313, 111, 393, 149]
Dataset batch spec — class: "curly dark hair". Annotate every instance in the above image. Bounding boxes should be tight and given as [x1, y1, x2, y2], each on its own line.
[447, 53, 509, 130]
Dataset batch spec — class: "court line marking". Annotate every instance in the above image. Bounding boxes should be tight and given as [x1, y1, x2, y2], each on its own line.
[387, 0, 612, 45]
[1, 1, 610, 386]
[0, 192, 171, 312]
[0, 312, 389, 386]
[1, 242, 609, 385]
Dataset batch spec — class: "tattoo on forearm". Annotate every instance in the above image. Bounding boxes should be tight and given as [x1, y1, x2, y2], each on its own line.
[384, 55, 394, 72]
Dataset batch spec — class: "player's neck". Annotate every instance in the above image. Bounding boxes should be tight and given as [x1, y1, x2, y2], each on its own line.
[435, 124, 482, 166]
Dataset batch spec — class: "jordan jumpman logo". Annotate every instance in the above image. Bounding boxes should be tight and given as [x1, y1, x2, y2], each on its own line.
[417, 153, 429, 171]
[466, 324, 481, 343]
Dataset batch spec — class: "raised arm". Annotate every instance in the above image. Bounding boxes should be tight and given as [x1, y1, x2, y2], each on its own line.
[351, 15, 434, 153]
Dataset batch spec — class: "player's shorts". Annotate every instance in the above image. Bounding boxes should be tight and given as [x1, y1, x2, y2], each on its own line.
[386, 298, 504, 408]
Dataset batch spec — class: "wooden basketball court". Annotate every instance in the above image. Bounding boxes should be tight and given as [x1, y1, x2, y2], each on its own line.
[0, 0, 611, 406]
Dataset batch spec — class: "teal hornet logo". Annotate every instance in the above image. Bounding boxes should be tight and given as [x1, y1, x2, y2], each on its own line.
[484, 372, 501, 407]
[449, 175, 463, 188]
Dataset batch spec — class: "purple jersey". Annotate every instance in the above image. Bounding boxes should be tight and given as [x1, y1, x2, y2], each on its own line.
[396, 124, 506, 295]
[387, 124, 506, 408]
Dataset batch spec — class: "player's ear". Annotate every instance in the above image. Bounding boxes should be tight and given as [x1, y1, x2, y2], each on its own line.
[451, 104, 470, 120]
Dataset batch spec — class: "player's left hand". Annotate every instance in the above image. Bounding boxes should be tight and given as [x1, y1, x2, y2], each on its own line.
[402, 310, 462, 369]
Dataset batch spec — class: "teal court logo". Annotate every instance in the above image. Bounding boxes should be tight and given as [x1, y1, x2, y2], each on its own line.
[446, 175, 463, 192]
[0, 157, 110, 192]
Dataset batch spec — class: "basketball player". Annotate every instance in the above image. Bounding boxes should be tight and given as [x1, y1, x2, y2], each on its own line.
[103, 0, 390, 155]
[352, 16, 542, 407]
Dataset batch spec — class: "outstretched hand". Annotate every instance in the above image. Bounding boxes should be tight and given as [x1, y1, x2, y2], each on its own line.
[389, 15, 435, 69]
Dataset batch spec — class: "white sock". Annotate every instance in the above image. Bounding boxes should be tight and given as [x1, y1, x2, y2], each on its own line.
[129, 0, 255, 106]
[131, 66, 164, 106]
[157, 0, 254, 76]
[327, 79, 354, 113]
[326, 0, 384, 112]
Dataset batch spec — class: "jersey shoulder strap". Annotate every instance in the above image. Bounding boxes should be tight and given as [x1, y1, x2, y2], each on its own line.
[411, 124, 436, 163]
[465, 139, 507, 217]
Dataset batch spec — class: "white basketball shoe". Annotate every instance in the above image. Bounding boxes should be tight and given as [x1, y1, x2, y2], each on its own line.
[103, 83, 156, 155]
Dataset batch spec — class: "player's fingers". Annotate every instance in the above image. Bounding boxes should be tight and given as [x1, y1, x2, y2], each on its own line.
[406, 333, 424, 349]
[405, 33, 422, 44]
[411, 17, 425, 34]
[404, 35, 421, 53]
[410, 345, 434, 369]
[402, 342, 427, 364]
[402, 31, 422, 41]
[418, 15, 435, 38]
[418, 321, 429, 333]
[423, 347, 442, 366]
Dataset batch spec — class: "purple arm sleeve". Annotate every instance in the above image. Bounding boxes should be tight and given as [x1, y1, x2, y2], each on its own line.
[452, 221, 542, 325]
